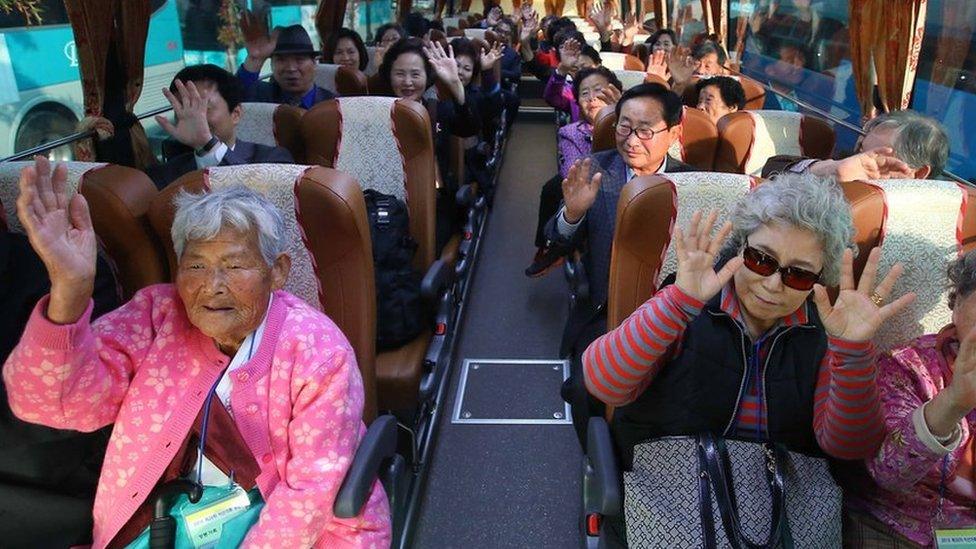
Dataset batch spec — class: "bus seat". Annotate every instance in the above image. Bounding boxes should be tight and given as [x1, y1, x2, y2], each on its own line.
[429, 29, 447, 43]
[714, 110, 835, 176]
[838, 181, 887, 285]
[858, 179, 976, 352]
[0, 161, 164, 300]
[581, 32, 601, 50]
[601, 52, 645, 71]
[681, 75, 766, 111]
[315, 63, 340, 94]
[337, 66, 370, 97]
[447, 28, 464, 37]
[235, 102, 306, 163]
[463, 28, 487, 40]
[442, 16, 462, 30]
[145, 163, 380, 423]
[606, 172, 756, 327]
[613, 70, 650, 91]
[592, 106, 719, 171]
[301, 97, 451, 411]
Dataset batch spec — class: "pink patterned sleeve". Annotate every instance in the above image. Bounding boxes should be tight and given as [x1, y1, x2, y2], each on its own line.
[866, 352, 946, 492]
[242, 345, 391, 548]
[2, 292, 156, 432]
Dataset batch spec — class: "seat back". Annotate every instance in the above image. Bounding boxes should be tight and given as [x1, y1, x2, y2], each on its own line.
[682, 75, 766, 111]
[1, 161, 164, 300]
[592, 106, 719, 170]
[463, 28, 487, 40]
[301, 97, 437, 269]
[614, 70, 649, 91]
[858, 179, 976, 352]
[601, 52, 645, 71]
[715, 110, 835, 176]
[146, 163, 379, 421]
[236, 102, 306, 163]
[315, 63, 340, 94]
[607, 172, 756, 327]
[365, 46, 380, 76]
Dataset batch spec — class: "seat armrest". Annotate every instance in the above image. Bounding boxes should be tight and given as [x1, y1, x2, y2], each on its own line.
[333, 415, 398, 518]
[586, 417, 622, 517]
[456, 183, 476, 208]
[421, 259, 453, 302]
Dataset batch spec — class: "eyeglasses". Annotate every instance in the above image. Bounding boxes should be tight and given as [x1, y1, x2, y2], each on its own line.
[741, 238, 822, 291]
[614, 123, 668, 141]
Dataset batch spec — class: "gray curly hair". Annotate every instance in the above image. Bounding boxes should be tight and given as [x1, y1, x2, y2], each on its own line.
[171, 185, 289, 267]
[947, 251, 976, 309]
[720, 173, 854, 287]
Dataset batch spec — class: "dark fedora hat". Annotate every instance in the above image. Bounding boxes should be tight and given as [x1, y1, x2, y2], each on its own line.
[272, 24, 319, 56]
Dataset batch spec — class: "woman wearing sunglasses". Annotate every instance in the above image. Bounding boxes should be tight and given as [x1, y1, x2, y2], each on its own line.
[583, 174, 916, 543]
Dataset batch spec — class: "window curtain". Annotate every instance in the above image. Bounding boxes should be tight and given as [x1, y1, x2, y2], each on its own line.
[653, 0, 667, 31]
[700, 0, 726, 45]
[849, 0, 927, 118]
[316, 0, 348, 49]
[65, 0, 154, 168]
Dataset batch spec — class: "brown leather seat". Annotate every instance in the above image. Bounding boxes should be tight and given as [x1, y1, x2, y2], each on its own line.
[315, 63, 369, 97]
[591, 106, 719, 171]
[681, 75, 766, 111]
[145, 164, 380, 422]
[0, 161, 165, 300]
[235, 102, 306, 163]
[714, 110, 835, 175]
[301, 97, 441, 411]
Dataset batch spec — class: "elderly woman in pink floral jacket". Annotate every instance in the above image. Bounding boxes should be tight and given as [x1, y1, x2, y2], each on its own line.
[845, 251, 976, 547]
[2, 158, 390, 548]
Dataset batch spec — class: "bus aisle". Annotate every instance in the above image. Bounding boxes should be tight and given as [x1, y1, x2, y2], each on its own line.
[411, 113, 582, 548]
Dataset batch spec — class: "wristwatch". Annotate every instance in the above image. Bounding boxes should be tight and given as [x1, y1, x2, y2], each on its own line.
[195, 136, 220, 157]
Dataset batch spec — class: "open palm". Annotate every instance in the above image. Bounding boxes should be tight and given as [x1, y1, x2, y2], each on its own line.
[812, 247, 916, 342]
[16, 156, 97, 288]
[674, 210, 743, 302]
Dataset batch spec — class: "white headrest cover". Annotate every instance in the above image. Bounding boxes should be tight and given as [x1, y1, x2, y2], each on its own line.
[871, 179, 965, 352]
[334, 97, 408, 202]
[744, 111, 804, 177]
[236, 103, 281, 148]
[0, 161, 106, 234]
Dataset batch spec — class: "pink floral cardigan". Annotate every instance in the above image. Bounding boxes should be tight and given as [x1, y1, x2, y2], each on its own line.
[2, 284, 390, 548]
[847, 326, 976, 546]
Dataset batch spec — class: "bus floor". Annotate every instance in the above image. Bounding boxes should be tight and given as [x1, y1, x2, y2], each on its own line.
[412, 115, 583, 547]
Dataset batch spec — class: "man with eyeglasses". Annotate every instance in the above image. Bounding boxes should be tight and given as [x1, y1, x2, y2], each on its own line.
[543, 83, 694, 446]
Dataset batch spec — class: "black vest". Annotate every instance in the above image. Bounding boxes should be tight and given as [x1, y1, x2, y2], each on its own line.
[612, 294, 828, 469]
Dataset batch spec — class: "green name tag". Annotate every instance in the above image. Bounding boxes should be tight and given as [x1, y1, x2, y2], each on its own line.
[179, 484, 252, 549]
[935, 528, 976, 548]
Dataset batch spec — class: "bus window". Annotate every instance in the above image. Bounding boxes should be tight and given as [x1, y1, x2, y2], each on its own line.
[729, 0, 860, 152]
[910, 0, 976, 182]
[0, 0, 182, 161]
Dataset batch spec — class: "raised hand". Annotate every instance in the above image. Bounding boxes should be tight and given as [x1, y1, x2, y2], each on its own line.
[557, 37, 582, 76]
[487, 6, 503, 27]
[622, 13, 641, 46]
[424, 41, 465, 102]
[668, 46, 697, 85]
[520, 11, 539, 42]
[16, 156, 97, 324]
[592, 83, 622, 110]
[832, 147, 915, 181]
[645, 49, 671, 80]
[589, 3, 613, 35]
[154, 80, 214, 150]
[812, 247, 916, 342]
[241, 9, 279, 72]
[562, 159, 602, 224]
[925, 324, 976, 437]
[481, 42, 505, 71]
[674, 210, 742, 302]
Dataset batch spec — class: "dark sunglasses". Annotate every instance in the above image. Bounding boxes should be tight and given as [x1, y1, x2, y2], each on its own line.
[742, 238, 821, 291]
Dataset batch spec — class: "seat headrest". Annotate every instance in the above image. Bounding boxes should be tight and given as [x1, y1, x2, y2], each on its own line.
[592, 106, 719, 170]
[463, 28, 487, 40]
[715, 110, 834, 175]
[1, 161, 106, 234]
[235, 102, 305, 162]
[314, 63, 339, 93]
[866, 179, 974, 352]
[614, 70, 648, 91]
[333, 97, 409, 202]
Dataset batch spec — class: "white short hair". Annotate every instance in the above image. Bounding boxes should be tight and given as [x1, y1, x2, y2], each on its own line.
[171, 185, 288, 266]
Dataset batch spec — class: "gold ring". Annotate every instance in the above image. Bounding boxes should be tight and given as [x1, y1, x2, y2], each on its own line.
[870, 293, 885, 306]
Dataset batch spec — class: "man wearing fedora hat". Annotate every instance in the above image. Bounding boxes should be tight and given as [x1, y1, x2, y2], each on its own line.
[236, 10, 335, 108]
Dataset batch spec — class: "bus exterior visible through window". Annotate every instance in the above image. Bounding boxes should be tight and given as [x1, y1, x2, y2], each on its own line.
[0, 0, 185, 160]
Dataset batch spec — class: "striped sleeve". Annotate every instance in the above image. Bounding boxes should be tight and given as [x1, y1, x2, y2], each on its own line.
[812, 337, 885, 460]
[582, 284, 704, 406]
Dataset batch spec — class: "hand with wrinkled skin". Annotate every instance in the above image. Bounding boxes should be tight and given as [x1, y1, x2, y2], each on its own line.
[424, 41, 465, 103]
[674, 210, 743, 302]
[241, 9, 280, 73]
[561, 158, 602, 224]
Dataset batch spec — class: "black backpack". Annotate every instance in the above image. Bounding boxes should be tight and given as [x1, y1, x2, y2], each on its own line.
[363, 189, 427, 350]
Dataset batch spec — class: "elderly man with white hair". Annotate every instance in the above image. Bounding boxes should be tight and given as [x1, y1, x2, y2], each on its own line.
[2, 157, 390, 548]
